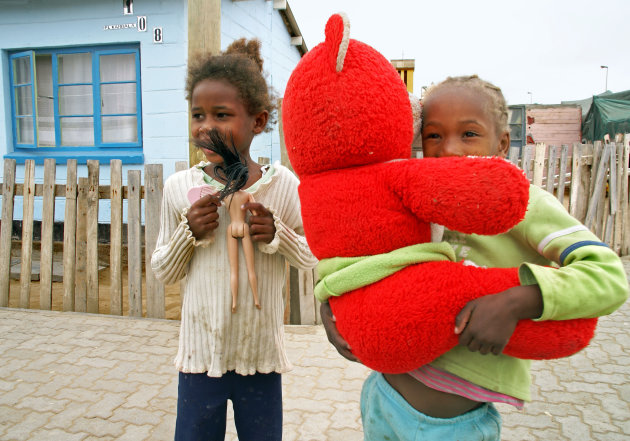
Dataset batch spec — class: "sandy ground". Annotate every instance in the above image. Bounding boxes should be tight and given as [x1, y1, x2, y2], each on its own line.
[7, 245, 183, 320]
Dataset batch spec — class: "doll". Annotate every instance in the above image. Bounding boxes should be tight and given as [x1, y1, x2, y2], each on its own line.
[187, 131, 261, 312]
[225, 190, 260, 312]
[281, 13, 597, 374]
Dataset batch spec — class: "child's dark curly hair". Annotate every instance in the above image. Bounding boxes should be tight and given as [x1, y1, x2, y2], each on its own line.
[422, 75, 509, 136]
[186, 38, 278, 132]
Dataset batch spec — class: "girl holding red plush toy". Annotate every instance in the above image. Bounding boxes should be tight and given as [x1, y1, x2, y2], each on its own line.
[151, 38, 317, 441]
[324, 75, 629, 440]
[281, 12, 627, 439]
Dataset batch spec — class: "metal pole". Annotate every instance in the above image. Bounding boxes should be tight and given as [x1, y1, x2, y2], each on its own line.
[601, 65, 608, 92]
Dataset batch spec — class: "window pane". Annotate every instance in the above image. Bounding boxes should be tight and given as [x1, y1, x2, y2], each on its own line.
[102, 115, 137, 143]
[510, 125, 523, 141]
[37, 115, 56, 146]
[509, 109, 523, 125]
[59, 85, 93, 115]
[58, 53, 92, 83]
[61, 117, 94, 146]
[101, 83, 136, 114]
[17, 117, 34, 144]
[36, 54, 55, 146]
[12, 56, 31, 85]
[15, 86, 33, 116]
[100, 53, 136, 82]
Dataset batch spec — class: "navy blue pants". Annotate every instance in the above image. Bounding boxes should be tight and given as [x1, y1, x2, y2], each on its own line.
[174, 371, 282, 441]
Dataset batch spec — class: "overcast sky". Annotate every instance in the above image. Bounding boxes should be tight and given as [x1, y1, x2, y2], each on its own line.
[288, 0, 630, 106]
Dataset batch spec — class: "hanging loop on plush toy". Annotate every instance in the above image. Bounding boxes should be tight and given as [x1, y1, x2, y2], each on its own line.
[326, 12, 350, 72]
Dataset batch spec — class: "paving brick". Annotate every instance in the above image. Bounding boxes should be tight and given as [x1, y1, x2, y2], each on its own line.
[43, 406, 87, 430]
[83, 392, 128, 419]
[67, 417, 126, 438]
[14, 395, 70, 413]
[116, 424, 153, 441]
[28, 428, 88, 441]
[556, 414, 593, 440]
[1, 410, 55, 441]
[122, 384, 163, 408]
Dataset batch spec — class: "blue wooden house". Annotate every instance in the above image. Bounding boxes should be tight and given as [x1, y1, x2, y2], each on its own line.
[0, 0, 307, 222]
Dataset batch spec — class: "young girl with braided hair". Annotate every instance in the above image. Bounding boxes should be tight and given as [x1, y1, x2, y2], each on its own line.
[151, 38, 317, 441]
[322, 75, 627, 440]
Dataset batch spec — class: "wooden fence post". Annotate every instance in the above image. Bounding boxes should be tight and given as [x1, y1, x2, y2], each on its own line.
[288, 263, 301, 325]
[585, 144, 612, 231]
[86, 160, 100, 313]
[556, 145, 569, 206]
[521, 145, 533, 181]
[75, 177, 88, 312]
[545, 145, 557, 195]
[594, 152, 609, 240]
[603, 144, 618, 244]
[39, 158, 56, 310]
[19, 159, 35, 309]
[569, 143, 591, 222]
[590, 142, 602, 197]
[127, 170, 143, 317]
[532, 143, 546, 188]
[63, 160, 77, 312]
[144, 164, 164, 319]
[110, 160, 123, 315]
[0, 159, 16, 307]
[612, 143, 623, 254]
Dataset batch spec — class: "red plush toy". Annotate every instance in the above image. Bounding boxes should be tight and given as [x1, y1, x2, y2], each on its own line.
[282, 13, 597, 374]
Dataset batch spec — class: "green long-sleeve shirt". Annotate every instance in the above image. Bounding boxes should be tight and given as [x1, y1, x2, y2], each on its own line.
[430, 185, 628, 400]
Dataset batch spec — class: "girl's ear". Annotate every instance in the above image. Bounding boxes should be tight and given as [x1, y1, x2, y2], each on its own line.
[497, 130, 510, 158]
[252, 110, 269, 134]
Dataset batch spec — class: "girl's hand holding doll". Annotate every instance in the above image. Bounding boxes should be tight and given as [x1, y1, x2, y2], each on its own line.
[242, 201, 276, 244]
[186, 193, 221, 241]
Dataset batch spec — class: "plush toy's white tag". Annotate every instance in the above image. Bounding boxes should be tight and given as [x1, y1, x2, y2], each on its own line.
[430, 223, 444, 243]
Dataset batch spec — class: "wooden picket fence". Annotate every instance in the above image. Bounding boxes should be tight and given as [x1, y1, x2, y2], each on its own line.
[0, 134, 628, 321]
[0, 158, 174, 319]
[508, 134, 630, 255]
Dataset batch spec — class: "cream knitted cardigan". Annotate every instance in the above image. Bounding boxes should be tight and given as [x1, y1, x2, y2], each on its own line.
[151, 162, 317, 377]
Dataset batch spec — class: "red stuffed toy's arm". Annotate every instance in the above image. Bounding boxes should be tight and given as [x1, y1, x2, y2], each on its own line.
[390, 156, 530, 235]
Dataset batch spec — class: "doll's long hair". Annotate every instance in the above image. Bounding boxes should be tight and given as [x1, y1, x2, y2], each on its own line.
[195, 129, 249, 202]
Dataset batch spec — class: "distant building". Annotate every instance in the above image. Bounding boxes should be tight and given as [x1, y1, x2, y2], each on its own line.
[391, 59, 414, 93]
[508, 104, 581, 151]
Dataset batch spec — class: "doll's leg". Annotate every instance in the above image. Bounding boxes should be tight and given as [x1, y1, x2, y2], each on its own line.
[227, 227, 239, 313]
[241, 224, 260, 309]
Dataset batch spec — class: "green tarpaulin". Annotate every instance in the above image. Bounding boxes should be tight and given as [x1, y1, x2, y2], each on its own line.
[582, 93, 630, 142]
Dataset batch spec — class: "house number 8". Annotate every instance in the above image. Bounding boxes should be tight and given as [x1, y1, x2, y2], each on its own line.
[153, 27, 163, 44]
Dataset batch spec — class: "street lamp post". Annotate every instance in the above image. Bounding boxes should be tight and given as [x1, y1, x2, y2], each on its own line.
[601, 65, 608, 92]
[527, 91, 532, 104]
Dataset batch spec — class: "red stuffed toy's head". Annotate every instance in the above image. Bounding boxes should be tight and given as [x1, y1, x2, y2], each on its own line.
[282, 13, 413, 178]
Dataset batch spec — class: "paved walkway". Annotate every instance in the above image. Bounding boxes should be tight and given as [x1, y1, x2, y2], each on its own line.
[1, 257, 629, 441]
